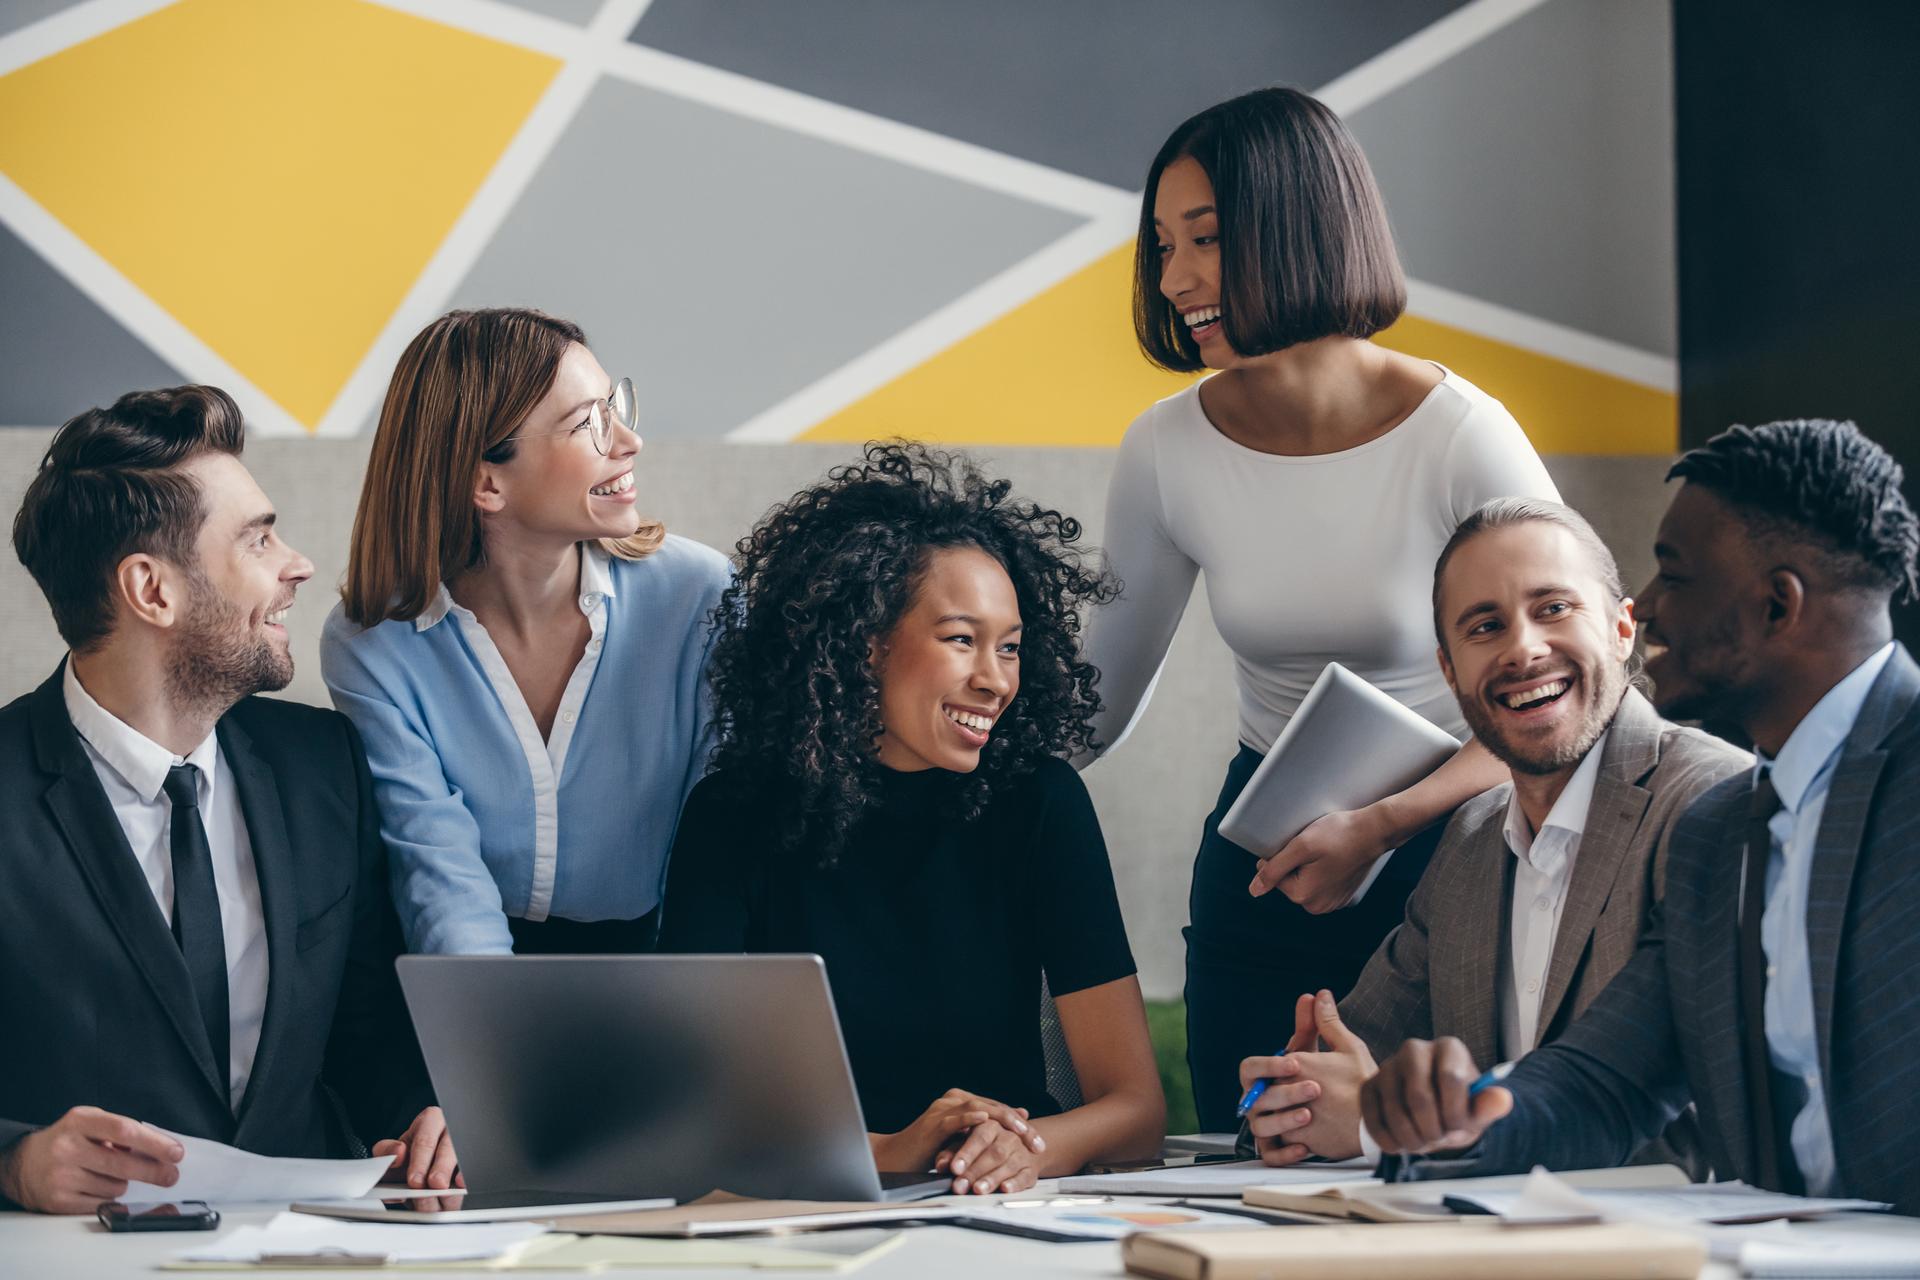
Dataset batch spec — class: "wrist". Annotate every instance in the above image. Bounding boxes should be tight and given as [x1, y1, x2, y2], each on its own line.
[1363, 797, 1411, 850]
[868, 1131, 901, 1173]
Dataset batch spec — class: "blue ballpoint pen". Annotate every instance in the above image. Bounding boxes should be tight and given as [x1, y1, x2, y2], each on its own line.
[1376, 1062, 1514, 1183]
[1234, 1049, 1288, 1120]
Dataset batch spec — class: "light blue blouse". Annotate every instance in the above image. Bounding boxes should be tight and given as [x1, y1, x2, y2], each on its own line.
[319, 537, 730, 955]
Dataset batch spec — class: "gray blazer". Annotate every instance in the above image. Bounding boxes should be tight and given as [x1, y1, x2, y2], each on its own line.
[1342, 688, 1751, 1066]
[1469, 645, 1920, 1213]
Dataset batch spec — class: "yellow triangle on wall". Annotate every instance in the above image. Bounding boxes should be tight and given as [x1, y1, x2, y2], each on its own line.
[800, 243, 1675, 455]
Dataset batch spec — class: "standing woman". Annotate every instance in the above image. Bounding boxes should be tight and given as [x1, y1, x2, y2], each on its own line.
[1081, 88, 1560, 1128]
[322, 308, 729, 955]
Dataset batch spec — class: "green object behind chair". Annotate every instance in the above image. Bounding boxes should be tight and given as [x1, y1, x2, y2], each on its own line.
[1145, 999, 1198, 1136]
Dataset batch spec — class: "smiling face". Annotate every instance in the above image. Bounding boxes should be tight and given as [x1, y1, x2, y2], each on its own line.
[478, 343, 642, 547]
[1154, 155, 1235, 368]
[168, 451, 314, 706]
[872, 545, 1023, 774]
[1634, 482, 1770, 725]
[1437, 520, 1635, 776]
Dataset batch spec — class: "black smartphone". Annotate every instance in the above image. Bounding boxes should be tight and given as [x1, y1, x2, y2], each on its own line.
[96, 1201, 221, 1232]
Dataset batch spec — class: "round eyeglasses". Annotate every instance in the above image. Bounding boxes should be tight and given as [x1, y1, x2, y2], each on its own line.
[498, 377, 638, 456]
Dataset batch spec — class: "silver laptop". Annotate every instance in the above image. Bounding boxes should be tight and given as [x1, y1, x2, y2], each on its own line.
[395, 954, 948, 1204]
[1217, 662, 1462, 859]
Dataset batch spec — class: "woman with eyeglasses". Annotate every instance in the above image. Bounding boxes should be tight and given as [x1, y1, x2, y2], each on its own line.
[321, 308, 728, 955]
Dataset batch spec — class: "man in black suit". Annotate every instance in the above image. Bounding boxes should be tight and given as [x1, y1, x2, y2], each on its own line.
[1, 386, 456, 1214]
[1359, 419, 1920, 1212]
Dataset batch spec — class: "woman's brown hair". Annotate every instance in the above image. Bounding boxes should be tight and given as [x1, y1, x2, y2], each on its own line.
[340, 308, 664, 627]
[1134, 86, 1406, 372]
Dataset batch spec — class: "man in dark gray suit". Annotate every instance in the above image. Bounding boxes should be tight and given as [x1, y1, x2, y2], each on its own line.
[1240, 499, 1746, 1168]
[1362, 419, 1920, 1213]
[1, 387, 456, 1213]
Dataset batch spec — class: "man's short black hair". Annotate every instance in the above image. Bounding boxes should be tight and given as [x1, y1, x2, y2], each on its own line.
[1668, 418, 1919, 604]
[12, 385, 247, 652]
[1134, 86, 1406, 373]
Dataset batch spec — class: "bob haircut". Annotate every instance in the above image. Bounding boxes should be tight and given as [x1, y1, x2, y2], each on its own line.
[1134, 86, 1406, 373]
[340, 308, 664, 628]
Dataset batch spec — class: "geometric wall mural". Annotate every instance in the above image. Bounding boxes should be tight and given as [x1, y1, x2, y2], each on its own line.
[0, 0, 1677, 452]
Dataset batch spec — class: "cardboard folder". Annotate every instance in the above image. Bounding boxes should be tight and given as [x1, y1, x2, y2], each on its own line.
[1122, 1222, 1707, 1280]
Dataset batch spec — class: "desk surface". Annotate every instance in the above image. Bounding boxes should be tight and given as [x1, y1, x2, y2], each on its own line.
[4, 1200, 1916, 1279]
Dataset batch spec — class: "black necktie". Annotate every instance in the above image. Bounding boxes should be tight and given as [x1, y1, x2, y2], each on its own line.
[164, 764, 229, 1098]
[1738, 773, 1803, 1193]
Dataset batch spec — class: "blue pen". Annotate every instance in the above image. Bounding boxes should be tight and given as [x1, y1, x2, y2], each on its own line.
[1377, 1062, 1515, 1183]
[1234, 1050, 1289, 1120]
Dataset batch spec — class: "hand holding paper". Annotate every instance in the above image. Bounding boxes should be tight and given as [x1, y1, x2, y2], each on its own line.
[0, 1106, 184, 1214]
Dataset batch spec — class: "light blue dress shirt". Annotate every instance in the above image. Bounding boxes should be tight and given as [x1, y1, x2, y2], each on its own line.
[320, 538, 729, 955]
[1754, 640, 1895, 1195]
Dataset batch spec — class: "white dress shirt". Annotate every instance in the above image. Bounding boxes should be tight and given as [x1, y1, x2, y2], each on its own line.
[1753, 641, 1894, 1196]
[1498, 729, 1608, 1059]
[1355, 730, 1607, 1163]
[63, 663, 270, 1107]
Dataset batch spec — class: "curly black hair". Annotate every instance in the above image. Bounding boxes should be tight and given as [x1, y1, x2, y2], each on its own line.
[1669, 418, 1920, 604]
[706, 442, 1119, 866]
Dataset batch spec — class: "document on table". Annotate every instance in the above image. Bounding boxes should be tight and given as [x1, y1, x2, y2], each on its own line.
[1058, 1156, 1374, 1196]
[955, 1198, 1274, 1241]
[167, 1212, 543, 1266]
[146, 1129, 392, 1205]
[1446, 1168, 1891, 1224]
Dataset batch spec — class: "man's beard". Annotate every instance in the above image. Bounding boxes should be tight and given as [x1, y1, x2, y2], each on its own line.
[166, 570, 293, 716]
[1460, 659, 1627, 777]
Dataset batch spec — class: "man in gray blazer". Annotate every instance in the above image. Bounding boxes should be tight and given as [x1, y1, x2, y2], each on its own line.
[1240, 498, 1746, 1168]
[1363, 419, 1920, 1213]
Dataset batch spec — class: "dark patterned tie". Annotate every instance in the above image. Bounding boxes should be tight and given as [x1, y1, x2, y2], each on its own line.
[164, 764, 229, 1098]
[1738, 772, 1802, 1192]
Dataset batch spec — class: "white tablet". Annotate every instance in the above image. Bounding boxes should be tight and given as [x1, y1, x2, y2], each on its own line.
[1217, 662, 1461, 859]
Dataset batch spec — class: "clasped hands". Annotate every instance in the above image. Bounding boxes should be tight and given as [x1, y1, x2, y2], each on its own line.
[0, 1105, 460, 1215]
[1247, 806, 1391, 914]
[1241, 995, 1514, 1164]
[873, 1088, 1047, 1195]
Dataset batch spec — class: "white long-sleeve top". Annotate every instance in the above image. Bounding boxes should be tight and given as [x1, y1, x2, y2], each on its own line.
[1084, 368, 1559, 759]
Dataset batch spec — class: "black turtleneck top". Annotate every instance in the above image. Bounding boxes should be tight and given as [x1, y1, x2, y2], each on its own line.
[658, 756, 1136, 1134]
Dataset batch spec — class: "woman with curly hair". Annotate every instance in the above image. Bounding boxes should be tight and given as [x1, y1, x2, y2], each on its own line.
[659, 443, 1165, 1193]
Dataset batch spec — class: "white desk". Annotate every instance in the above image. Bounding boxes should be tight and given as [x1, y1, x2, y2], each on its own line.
[5, 1202, 1916, 1279]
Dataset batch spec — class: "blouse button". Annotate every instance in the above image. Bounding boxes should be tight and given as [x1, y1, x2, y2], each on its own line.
[563, 711, 577, 724]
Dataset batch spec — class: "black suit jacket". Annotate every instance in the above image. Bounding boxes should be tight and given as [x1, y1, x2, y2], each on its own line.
[0, 666, 431, 1165]
[1466, 645, 1920, 1212]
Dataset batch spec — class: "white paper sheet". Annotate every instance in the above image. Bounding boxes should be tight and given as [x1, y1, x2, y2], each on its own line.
[1449, 1168, 1891, 1225]
[171, 1212, 543, 1265]
[139, 1129, 393, 1205]
[955, 1199, 1271, 1240]
[1057, 1157, 1375, 1196]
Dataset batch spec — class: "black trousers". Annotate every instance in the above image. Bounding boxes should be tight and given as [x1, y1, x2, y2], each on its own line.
[507, 908, 660, 955]
[1183, 744, 1446, 1131]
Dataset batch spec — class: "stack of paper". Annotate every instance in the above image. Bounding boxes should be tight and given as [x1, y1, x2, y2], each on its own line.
[1059, 1157, 1374, 1197]
[168, 1213, 543, 1267]
[1444, 1169, 1891, 1225]
[1240, 1163, 1692, 1222]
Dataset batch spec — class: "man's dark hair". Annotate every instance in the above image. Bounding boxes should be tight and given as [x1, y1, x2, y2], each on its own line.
[707, 441, 1118, 866]
[12, 385, 247, 652]
[1134, 86, 1406, 373]
[1668, 419, 1920, 605]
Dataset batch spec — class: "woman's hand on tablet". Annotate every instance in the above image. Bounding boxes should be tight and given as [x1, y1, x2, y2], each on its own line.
[1247, 806, 1390, 913]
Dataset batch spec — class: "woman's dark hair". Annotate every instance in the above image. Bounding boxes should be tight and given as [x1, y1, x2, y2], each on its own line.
[12, 385, 247, 652]
[1669, 418, 1920, 604]
[1134, 86, 1406, 373]
[707, 442, 1119, 865]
